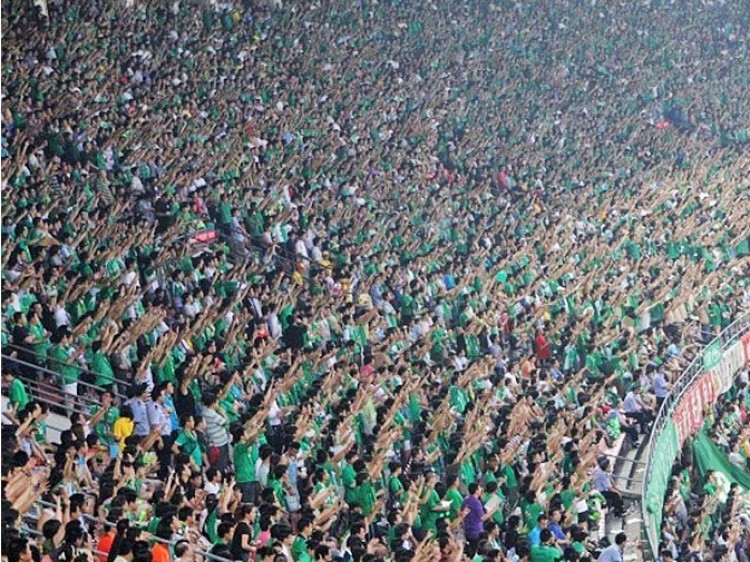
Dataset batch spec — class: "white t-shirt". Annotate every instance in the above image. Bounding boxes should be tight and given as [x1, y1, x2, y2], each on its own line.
[268, 400, 282, 427]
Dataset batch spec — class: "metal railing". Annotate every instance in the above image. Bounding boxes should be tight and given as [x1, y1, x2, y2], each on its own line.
[2, 343, 130, 397]
[1, 352, 128, 415]
[640, 312, 750, 559]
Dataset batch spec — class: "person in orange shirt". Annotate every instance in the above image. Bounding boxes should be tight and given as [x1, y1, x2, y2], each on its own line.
[97, 524, 117, 562]
[151, 542, 170, 562]
[151, 529, 171, 562]
[520, 355, 537, 379]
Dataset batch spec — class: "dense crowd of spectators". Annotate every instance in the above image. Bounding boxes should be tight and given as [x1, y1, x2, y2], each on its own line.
[2, 0, 750, 562]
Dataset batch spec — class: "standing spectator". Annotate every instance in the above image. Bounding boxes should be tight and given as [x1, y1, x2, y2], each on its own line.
[231, 505, 256, 562]
[528, 514, 549, 548]
[201, 393, 230, 470]
[653, 369, 671, 412]
[125, 384, 150, 440]
[147, 383, 173, 475]
[463, 483, 496, 557]
[3, 370, 30, 422]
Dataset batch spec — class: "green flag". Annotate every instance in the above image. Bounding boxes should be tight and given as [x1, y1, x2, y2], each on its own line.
[703, 340, 722, 372]
[692, 430, 750, 490]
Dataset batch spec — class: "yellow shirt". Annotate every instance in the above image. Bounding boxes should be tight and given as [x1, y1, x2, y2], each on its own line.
[112, 418, 134, 449]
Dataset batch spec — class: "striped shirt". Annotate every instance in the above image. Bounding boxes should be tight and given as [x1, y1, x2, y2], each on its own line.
[202, 407, 229, 447]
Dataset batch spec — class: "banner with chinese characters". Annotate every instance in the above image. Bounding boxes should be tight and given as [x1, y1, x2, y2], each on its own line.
[672, 371, 718, 447]
[715, 341, 747, 395]
[702, 339, 722, 372]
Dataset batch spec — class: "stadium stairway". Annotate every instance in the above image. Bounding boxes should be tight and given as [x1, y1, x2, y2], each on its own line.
[604, 436, 651, 562]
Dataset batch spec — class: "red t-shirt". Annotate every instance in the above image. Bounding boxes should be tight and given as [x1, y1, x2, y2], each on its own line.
[535, 334, 550, 361]
[98, 532, 115, 562]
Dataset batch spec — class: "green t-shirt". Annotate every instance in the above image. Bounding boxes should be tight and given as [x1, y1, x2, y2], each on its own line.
[531, 545, 562, 562]
[501, 464, 518, 489]
[559, 489, 576, 511]
[10, 378, 30, 411]
[459, 459, 477, 487]
[219, 201, 233, 225]
[174, 429, 202, 467]
[50, 344, 81, 385]
[524, 502, 545, 527]
[29, 322, 51, 357]
[91, 350, 116, 387]
[292, 536, 312, 562]
[445, 487, 464, 520]
[91, 404, 119, 446]
[419, 488, 442, 532]
[342, 462, 357, 502]
[352, 481, 377, 516]
[204, 509, 219, 543]
[234, 441, 258, 483]
[389, 474, 406, 504]
[483, 492, 505, 524]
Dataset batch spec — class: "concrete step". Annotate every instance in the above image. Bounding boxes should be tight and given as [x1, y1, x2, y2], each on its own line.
[606, 436, 652, 562]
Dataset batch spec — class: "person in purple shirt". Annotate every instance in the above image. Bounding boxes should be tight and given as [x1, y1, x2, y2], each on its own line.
[462, 482, 496, 557]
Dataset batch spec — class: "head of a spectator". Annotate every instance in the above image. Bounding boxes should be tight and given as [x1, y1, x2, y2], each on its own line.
[6, 536, 33, 562]
[63, 520, 85, 549]
[216, 521, 234, 545]
[173, 541, 193, 562]
[202, 392, 218, 409]
[151, 383, 167, 404]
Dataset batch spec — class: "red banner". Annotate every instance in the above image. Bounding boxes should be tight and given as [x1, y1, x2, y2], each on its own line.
[742, 332, 750, 366]
[672, 372, 719, 447]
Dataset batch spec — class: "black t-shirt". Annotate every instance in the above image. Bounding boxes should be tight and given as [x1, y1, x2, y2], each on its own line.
[231, 521, 253, 559]
[284, 323, 307, 350]
[12, 325, 34, 363]
[12, 325, 31, 348]
[174, 386, 197, 418]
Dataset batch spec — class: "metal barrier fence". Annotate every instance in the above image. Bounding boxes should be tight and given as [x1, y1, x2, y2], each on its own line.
[3, 343, 130, 398]
[640, 312, 750, 559]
